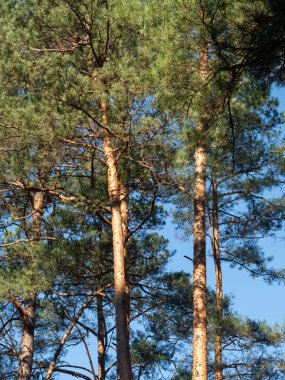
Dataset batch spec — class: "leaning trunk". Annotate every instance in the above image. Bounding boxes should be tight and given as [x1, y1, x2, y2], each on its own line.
[101, 100, 133, 380]
[192, 50, 208, 380]
[211, 173, 223, 380]
[17, 191, 43, 380]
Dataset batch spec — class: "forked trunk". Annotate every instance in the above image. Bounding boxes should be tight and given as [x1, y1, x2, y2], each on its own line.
[101, 100, 133, 380]
[211, 173, 223, 380]
[97, 295, 106, 380]
[192, 50, 208, 380]
[17, 191, 44, 380]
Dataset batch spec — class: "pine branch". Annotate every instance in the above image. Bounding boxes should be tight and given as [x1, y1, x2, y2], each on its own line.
[8, 296, 25, 318]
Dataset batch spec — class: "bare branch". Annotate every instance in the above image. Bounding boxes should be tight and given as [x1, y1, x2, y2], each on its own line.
[127, 189, 157, 241]
[0, 237, 57, 248]
[45, 284, 111, 380]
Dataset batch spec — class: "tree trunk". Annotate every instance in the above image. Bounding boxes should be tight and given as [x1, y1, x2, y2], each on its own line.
[17, 192, 44, 380]
[120, 182, 130, 331]
[17, 296, 36, 380]
[211, 173, 223, 380]
[97, 295, 106, 380]
[192, 144, 207, 380]
[192, 50, 208, 380]
[101, 100, 133, 380]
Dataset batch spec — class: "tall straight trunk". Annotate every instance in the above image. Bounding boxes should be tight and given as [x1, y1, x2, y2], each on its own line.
[17, 192, 43, 380]
[120, 182, 130, 330]
[192, 50, 208, 380]
[101, 100, 133, 380]
[97, 295, 106, 380]
[211, 173, 223, 380]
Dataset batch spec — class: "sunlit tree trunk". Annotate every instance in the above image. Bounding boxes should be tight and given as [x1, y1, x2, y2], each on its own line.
[17, 192, 44, 380]
[120, 182, 130, 330]
[101, 100, 133, 380]
[192, 50, 208, 380]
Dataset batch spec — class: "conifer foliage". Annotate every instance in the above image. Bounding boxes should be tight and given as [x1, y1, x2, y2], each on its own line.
[0, 1, 284, 379]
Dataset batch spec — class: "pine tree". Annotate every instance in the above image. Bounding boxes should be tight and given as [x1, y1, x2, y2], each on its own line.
[0, 1, 169, 378]
[0, 1, 284, 379]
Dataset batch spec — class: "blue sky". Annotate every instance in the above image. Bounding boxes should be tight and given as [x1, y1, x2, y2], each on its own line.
[164, 218, 285, 325]
[164, 86, 285, 326]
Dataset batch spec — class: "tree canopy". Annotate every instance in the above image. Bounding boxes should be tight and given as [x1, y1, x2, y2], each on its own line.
[0, 1, 284, 380]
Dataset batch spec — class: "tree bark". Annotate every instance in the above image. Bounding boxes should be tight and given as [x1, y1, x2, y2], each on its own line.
[211, 173, 223, 380]
[97, 295, 106, 380]
[17, 296, 36, 380]
[101, 100, 133, 380]
[17, 191, 43, 380]
[120, 182, 130, 331]
[192, 50, 208, 380]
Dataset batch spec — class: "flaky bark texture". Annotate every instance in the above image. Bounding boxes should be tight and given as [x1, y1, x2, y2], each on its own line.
[17, 192, 43, 380]
[101, 100, 133, 380]
[211, 173, 223, 380]
[192, 50, 208, 380]
[97, 295, 106, 380]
